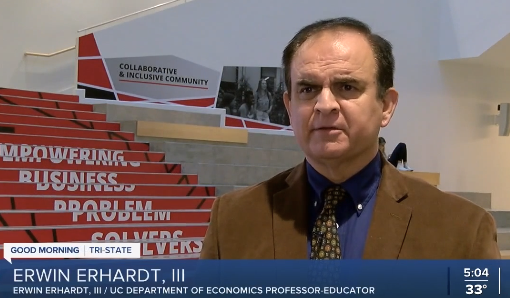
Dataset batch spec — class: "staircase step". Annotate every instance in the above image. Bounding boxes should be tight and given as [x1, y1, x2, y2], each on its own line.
[152, 141, 304, 167]
[247, 132, 300, 150]
[0, 209, 211, 226]
[182, 163, 288, 186]
[0, 157, 180, 173]
[94, 103, 222, 127]
[0, 143, 165, 163]
[0, 87, 79, 102]
[0, 169, 197, 185]
[0, 113, 120, 131]
[0, 225, 207, 257]
[0, 123, 134, 141]
[498, 228, 510, 250]
[0, 182, 215, 197]
[0, 105, 105, 121]
[216, 185, 248, 196]
[448, 192, 491, 209]
[488, 211, 510, 228]
[0, 196, 215, 211]
[0, 95, 92, 112]
[0, 133, 149, 151]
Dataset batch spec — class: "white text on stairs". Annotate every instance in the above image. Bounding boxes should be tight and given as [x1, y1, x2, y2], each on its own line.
[19, 170, 135, 192]
[0, 144, 140, 167]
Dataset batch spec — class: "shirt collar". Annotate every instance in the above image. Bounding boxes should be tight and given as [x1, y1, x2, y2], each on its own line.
[306, 152, 382, 215]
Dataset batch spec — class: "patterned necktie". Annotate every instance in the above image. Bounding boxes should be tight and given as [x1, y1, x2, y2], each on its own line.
[311, 186, 344, 260]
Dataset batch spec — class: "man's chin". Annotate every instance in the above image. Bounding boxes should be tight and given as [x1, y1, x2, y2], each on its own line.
[308, 144, 349, 160]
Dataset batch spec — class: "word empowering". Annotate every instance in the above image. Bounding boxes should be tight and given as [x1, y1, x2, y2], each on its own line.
[54, 199, 170, 222]
[0, 144, 140, 167]
[119, 63, 208, 87]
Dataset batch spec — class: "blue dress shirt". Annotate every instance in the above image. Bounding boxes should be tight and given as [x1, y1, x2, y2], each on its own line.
[306, 153, 382, 259]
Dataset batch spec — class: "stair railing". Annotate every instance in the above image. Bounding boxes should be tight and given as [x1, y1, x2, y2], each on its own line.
[24, 0, 189, 57]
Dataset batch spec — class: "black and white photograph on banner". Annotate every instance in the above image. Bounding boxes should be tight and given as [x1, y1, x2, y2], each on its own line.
[215, 66, 290, 126]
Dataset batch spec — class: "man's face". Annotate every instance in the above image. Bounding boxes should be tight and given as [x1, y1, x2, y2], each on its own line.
[284, 30, 397, 163]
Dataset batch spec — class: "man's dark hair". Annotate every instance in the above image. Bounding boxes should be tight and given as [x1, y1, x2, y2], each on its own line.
[378, 137, 386, 145]
[282, 17, 394, 99]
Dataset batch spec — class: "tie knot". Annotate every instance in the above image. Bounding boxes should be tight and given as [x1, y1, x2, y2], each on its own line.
[323, 186, 345, 210]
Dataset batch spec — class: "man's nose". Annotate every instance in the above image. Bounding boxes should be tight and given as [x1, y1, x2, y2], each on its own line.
[314, 88, 339, 114]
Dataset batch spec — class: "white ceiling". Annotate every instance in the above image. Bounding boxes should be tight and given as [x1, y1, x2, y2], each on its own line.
[450, 33, 510, 69]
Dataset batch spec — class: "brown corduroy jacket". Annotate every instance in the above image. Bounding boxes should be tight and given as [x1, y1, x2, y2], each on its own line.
[200, 157, 501, 259]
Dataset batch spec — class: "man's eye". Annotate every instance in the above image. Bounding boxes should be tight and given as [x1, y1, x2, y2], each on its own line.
[343, 84, 354, 91]
[300, 87, 314, 93]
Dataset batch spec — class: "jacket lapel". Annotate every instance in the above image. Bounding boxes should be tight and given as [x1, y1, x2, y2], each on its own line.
[272, 162, 309, 259]
[363, 157, 412, 259]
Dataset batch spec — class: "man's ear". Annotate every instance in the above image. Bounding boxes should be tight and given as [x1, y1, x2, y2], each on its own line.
[283, 91, 292, 119]
[381, 88, 398, 128]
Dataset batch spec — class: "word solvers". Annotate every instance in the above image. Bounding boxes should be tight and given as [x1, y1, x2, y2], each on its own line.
[19, 170, 135, 192]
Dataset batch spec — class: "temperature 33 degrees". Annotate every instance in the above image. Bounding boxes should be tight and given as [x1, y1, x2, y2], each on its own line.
[466, 284, 487, 295]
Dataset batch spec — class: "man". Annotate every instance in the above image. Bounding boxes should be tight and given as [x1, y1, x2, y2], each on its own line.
[200, 17, 500, 259]
[378, 137, 413, 171]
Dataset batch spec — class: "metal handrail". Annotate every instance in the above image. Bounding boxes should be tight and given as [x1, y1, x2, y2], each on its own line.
[24, 0, 186, 57]
[78, 0, 184, 33]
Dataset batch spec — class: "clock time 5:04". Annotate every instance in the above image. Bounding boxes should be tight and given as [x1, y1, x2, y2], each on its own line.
[464, 268, 489, 278]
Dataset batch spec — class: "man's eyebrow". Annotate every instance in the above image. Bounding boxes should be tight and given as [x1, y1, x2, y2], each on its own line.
[332, 76, 362, 84]
[295, 76, 364, 86]
[295, 79, 316, 86]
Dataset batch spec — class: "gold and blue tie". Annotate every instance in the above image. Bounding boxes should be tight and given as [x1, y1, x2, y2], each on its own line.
[310, 186, 344, 260]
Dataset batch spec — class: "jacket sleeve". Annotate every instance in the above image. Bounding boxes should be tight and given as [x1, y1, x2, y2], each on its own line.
[469, 211, 501, 259]
[199, 197, 221, 259]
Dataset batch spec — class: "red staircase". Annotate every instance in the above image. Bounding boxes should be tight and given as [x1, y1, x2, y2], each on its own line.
[0, 87, 214, 259]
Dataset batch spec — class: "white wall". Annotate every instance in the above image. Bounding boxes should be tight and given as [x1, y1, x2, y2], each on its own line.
[435, 62, 510, 210]
[3, 0, 510, 209]
[0, 0, 174, 92]
[439, 0, 510, 60]
[92, 0, 510, 209]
